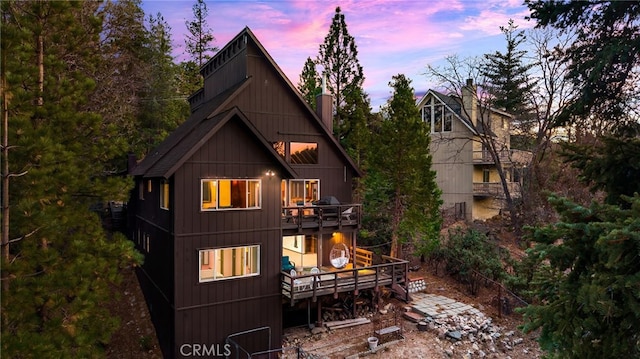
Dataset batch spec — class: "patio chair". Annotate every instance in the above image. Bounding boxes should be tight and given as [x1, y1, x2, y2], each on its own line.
[282, 256, 295, 272]
[329, 243, 350, 269]
[341, 207, 354, 221]
[310, 267, 322, 288]
[290, 269, 308, 291]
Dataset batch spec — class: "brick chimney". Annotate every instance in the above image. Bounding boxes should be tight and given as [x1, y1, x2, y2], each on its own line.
[462, 78, 478, 126]
[316, 75, 333, 133]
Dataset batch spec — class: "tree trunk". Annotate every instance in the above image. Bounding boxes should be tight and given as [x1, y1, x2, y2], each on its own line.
[1, 48, 9, 262]
[389, 193, 403, 258]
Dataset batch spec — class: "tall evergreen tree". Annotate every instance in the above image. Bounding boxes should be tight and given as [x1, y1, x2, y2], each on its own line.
[482, 19, 535, 114]
[138, 13, 189, 154]
[93, 0, 149, 159]
[520, 194, 640, 358]
[297, 57, 321, 109]
[364, 75, 442, 258]
[525, 0, 640, 126]
[185, 0, 218, 67]
[317, 7, 367, 144]
[562, 135, 640, 207]
[1, 1, 141, 356]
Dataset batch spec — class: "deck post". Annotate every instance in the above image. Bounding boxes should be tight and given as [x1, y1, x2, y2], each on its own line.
[352, 291, 357, 317]
[316, 300, 323, 328]
[307, 299, 312, 329]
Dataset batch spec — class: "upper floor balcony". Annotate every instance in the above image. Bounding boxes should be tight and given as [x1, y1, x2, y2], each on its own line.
[473, 182, 522, 199]
[281, 203, 361, 235]
[472, 150, 511, 164]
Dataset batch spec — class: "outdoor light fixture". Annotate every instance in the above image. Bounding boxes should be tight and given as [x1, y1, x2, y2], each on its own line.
[265, 169, 275, 177]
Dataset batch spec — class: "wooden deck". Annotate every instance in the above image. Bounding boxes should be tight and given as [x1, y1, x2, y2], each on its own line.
[281, 204, 361, 234]
[282, 257, 409, 305]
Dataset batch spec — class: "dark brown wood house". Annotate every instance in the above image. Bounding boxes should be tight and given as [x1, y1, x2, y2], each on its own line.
[128, 27, 408, 358]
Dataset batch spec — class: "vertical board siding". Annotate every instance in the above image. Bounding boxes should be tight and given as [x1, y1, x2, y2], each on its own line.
[136, 30, 361, 357]
[171, 112, 284, 357]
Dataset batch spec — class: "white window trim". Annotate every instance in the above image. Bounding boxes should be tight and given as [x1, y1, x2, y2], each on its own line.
[199, 245, 260, 282]
[423, 97, 452, 133]
[200, 178, 262, 211]
[286, 179, 320, 205]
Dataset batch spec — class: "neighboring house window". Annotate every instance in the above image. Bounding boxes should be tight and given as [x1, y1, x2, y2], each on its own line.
[422, 97, 452, 133]
[288, 179, 319, 205]
[290, 142, 318, 164]
[199, 245, 260, 282]
[201, 179, 261, 210]
[160, 180, 169, 210]
[483, 169, 490, 183]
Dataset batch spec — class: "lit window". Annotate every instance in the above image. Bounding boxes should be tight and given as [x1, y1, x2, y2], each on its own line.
[199, 245, 260, 282]
[160, 180, 169, 210]
[201, 179, 261, 211]
[290, 142, 318, 164]
[288, 179, 319, 205]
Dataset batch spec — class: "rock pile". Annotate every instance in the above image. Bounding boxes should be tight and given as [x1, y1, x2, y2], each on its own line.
[422, 311, 529, 358]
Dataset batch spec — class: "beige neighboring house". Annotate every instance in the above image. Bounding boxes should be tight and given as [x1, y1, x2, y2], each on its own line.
[416, 80, 528, 221]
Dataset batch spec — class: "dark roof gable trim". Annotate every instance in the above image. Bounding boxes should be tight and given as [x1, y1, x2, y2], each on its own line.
[163, 107, 297, 180]
[236, 27, 363, 178]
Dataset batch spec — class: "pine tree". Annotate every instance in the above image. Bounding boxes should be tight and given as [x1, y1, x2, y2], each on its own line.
[482, 19, 535, 114]
[364, 75, 442, 258]
[526, 0, 640, 126]
[317, 7, 367, 143]
[185, 0, 218, 67]
[520, 194, 640, 358]
[1, 1, 141, 356]
[562, 135, 640, 207]
[297, 57, 321, 109]
[138, 13, 189, 154]
[92, 0, 149, 159]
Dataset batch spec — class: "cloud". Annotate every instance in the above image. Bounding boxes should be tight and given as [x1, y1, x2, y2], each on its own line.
[142, 0, 532, 110]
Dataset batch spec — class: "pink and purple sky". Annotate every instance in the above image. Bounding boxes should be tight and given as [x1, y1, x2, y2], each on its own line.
[141, 0, 534, 110]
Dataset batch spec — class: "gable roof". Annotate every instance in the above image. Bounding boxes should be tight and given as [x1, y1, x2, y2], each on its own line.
[416, 90, 478, 135]
[220, 27, 364, 178]
[132, 27, 363, 180]
[131, 78, 250, 177]
[132, 103, 297, 179]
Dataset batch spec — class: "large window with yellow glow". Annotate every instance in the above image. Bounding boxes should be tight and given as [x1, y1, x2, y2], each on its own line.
[199, 245, 260, 282]
[201, 179, 261, 210]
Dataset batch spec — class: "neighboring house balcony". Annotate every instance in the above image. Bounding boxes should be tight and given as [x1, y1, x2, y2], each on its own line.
[473, 182, 522, 199]
[282, 247, 409, 307]
[282, 203, 361, 235]
[472, 150, 511, 165]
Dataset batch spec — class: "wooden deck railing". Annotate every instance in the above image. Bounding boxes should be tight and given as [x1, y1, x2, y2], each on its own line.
[281, 256, 409, 306]
[281, 204, 361, 233]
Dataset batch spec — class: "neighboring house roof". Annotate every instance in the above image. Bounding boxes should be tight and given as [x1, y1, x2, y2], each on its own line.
[416, 89, 515, 137]
[416, 89, 478, 135]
